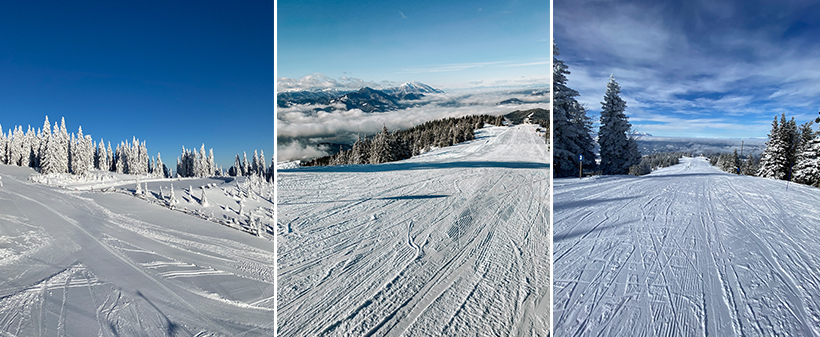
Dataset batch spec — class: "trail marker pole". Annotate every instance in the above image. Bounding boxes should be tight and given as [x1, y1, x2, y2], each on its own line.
[579, 154, 583, 179]
[787, 163, 793, 191]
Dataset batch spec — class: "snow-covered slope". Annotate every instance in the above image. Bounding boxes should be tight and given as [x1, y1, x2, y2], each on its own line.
[554, 157, 820, 336]
[277, 124, 550, 336]
[0, 165, 275, 336]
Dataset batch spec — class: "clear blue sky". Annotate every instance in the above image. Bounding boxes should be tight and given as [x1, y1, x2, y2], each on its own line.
[0, 1, 273, 169]
[277, 0, 549, 90]
[555, 0, 820, 139]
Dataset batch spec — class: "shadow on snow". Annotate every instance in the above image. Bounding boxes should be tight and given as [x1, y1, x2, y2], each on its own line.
[279, 161, 550, 173]
[279, 194, 449, 205]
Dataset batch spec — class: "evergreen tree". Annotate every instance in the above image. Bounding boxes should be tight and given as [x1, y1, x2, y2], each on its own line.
[598, 75, 640, 175]
[107, 142, 114, 171]
[200, 187, 209, 207]
[259, 150, 266, 176]
[98, 139, 108, 171]
[39, 116, 50, 167]
[758, 115, 792, 180]
[552, 43, 597, 177]
[252, 150, 260, 175]
[208, 148, 215, 176]
[369, 126, 393, 164]
[794, 126, 820, 186]
[242, 152, 249, 176]
[41, 133, 62, 174]
[233, 154, 242, 176]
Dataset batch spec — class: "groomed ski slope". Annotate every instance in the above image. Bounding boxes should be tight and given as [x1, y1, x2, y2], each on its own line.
[277, 124, 550, 336]
[0, 165, 276, 336]
[554, 157, 820, 336]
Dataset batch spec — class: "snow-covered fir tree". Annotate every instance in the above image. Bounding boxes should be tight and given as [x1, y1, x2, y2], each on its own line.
[794, 124, 820, 186]
[552, 43, 597, 177]
[200, 187, 209, 207]
[598, 75, 640, 175]
[369, 126, 394, 164]
[758, 114, 795, 180]
[242, 152, 249, 176]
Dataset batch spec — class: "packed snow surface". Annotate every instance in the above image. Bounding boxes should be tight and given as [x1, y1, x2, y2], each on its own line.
[554, 157, 820, 336]
[0, 165, 275, 336]
[278, 124, 550, 336]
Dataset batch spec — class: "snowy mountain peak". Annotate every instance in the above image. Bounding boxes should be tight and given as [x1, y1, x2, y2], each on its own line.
[389, 82, 444, 95]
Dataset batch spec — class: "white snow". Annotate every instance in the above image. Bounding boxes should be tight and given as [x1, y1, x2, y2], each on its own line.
[277, 124, 551, 336]
[0, 165, 275, 336]
[554, 157, 820, 336]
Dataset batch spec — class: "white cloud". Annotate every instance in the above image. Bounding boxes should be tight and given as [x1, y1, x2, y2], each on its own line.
[276, 89, 549, 157]
[277, 141, 331, 162]
[277, 74, 398, 92]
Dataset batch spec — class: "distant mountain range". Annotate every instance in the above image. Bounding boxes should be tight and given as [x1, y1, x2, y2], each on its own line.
[634, 136, 767, 156]
[277, 82, 445, 112]
[504, 108, 549, 125]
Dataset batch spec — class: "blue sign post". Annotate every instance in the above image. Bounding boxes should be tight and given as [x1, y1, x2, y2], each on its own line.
[579, 154, 583, 178]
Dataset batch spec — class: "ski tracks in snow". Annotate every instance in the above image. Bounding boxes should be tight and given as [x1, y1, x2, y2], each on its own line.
[0, 165, 277, 336]
[277, 125, 550, 336]
[554, 157, 820, 336]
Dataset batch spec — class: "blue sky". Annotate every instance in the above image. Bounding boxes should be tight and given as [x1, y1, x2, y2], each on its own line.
[555, 0, 820, 139]
[0, 1, 273, 169]
[277, 0, 549, 91]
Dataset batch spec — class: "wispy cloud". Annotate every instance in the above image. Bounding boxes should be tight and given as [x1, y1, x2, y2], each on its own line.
[399, 10, 407, 19]
[399, 61, 510, 73]
[555, 0, 820, 138]
[277, 73, 398, 92]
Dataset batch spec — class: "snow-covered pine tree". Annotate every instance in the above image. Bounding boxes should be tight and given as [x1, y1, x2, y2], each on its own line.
[259, 150, 266, 176]
[242, 151, 249, 176]
[200, 187, 209, 207]
[135, 179, 143, 196]
[369, 126, 393, 164]
[98, 139, 107, 171]
[350, 135, 370, 165]
[68, 133, 76, 173]
[115, 143, 125, 173]
[82, 135, 93, 174]
[41, 132, 62, 174]
[552, 44, 597, 177]
[794, 125, 820, 186]
[107, 142, 114, 171]
[176, 156, 183, 178]
[252, 150, 259, 175]
[155, 153, 164, 177]
[8, 126, 22, 166]
[138, 140, 149, 175]
[598, 75, 640, 175]
[20, 126, 32, 167]
[38, 116, 50, 167]
[197, 144, 207, 177]
[169, 183, 177, 206]
[58, 118, 69, 172]
[208, 148, 215, 176]
[232, 154, 241, 177]
[732, 149, 740, 174]
[758, 115, 792, 180]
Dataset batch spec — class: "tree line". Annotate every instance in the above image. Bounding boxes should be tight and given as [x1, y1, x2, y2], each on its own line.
[710, 113, 820, 187]
[0, 116, 273, 182]
[553, 43, 641, 177]
[303, 114, 502, 167]
[0, 116, 170, 177]
[629, 152, 689, 176]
